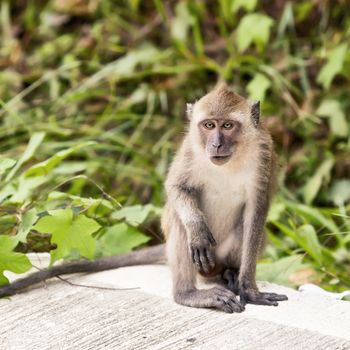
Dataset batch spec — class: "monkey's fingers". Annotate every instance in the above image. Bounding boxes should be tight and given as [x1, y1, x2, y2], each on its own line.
[260, 292, 288, 301]
[205, 248, 216, 269]
[198, 249, 211, 273]
[247, 298, 278, 306]
[240, 291, 288, 307]
[212, 287, 244, 313]
[225, 298, 245, 313]
[192, 249, 202, 270]
[207, 232, 217, 246]
[239, 294, 276, 307]
[190, 247, 195, 263]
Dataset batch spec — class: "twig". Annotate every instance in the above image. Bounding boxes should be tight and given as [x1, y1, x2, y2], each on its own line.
[54, 275, 140, 292]
[31, 261, 140, 292]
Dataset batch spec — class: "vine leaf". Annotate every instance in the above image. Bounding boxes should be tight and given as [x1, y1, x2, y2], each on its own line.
[316, 100, 348, 138]
[33, 208, 100, 265]
[97, 223, 150, 257]
[317, 44, 347, 90]
[257, 255, 306, 287]
[112, 204, 162, 226]
[247, 73, 271, 101]
[5, 132, 45, 181]
[0, 236, 32, 286]
[236, 14, 274, 52]
[14, 208, 38, 244]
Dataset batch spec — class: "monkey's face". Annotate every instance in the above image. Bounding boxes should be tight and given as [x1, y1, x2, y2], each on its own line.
[198, 119, 240, 166]
[188, 84, 259, 166]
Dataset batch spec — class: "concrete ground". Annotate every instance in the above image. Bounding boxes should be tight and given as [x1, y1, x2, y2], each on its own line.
[1, 254, 350, 349]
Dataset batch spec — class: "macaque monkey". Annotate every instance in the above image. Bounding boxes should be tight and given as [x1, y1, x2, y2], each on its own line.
[162, 83, 287, 313]
[0, 84, 287, 314]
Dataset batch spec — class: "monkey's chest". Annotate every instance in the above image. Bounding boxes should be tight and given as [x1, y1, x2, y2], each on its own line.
[199, 182, 247, 240]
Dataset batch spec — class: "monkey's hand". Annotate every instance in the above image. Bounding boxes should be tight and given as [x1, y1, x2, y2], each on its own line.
[239, 280, 288, 307]
[189, 227, 216, 274]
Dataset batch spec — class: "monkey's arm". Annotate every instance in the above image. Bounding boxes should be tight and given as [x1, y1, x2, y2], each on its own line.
[167, 183, 216, 274]
[0, 244, 165, 298]
[238, 154, 287, 306]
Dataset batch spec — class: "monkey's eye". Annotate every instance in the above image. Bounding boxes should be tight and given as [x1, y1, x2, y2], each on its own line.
[204, 121, 215, 129]
[223, 122, 234, 130]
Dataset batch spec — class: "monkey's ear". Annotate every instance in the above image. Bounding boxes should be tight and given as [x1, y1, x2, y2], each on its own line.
[251, 101, 260, 128]
[186, 103, 194, 119]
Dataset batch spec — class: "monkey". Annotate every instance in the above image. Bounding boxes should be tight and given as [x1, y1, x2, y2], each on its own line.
[0, 84, 287, 314]
[161, 82, 287, 313]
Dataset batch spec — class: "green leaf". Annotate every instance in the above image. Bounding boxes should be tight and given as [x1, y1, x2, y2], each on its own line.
[297, 224, 323, 265]
[232, 0, 257, 12]
[15, 208, 37, 244]
[112, 46, 164, 78]
[303, 158, 334, 204]
[278, 2, 294, 38]
[48, 191, 111, 207]
[317, 44, 348, 89]
[316, 100, 348, 138]
[247, 73, 271, 101]
[97, 223, 150, 256]
[267, 201, 286, 222]
[33, 208, 100, 264]
[285, 201, 339, 235]
[0, 158, 16, 176]
[329, 180, 350, 206]
[5, 132, 45, 181]
[24, 141, 96, 177]
[171, 2, 193, 43]
[0, 235, 32, 286]
[257, 255, 305, 287]
[1, 176, 47, 204]
[236, 14, 274, 52]
[112, 204, 162, 226]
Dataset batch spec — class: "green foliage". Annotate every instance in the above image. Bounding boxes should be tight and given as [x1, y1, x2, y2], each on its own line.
[330, 180, 350, 206]
[0, 236, 31, 285]
[14, 208, 37, 244]
[257, 255, 305, 287]
[5, 132, 45, 181]
[236, 14, 274, 52]
[316, 100, 348, 138]
[317, 44, 348, 90]
[97, 223, 150, 256]
[33, 209, 100, 265]
[112, 204, 162, 226]
[0, 0, 349, 292]
[232, 0, 257, 13]
[303, 158, 334, 205]
[247, 73, 271, 101]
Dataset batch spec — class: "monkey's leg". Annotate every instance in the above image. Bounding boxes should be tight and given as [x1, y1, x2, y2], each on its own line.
[221, 268, 287, 306]
[220, 268, 239, 295]
[167, 221, 243, 313]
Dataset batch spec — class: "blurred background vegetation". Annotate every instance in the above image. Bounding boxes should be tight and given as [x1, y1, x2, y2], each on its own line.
[0, 0, 349, 292]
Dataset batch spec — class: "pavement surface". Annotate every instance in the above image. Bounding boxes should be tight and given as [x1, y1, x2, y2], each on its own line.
[1, 254, 350, 350]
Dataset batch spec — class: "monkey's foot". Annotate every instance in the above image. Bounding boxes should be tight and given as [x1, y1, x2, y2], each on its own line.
[220, 268, 239, 295]
[239, 288, 288, 307]
[175, 286, 244, 313]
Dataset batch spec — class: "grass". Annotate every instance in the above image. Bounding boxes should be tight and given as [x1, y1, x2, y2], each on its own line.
[0, 0, 349, 292]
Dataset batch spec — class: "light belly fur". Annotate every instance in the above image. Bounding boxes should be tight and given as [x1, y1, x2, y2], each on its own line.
[199, 173, 248, 262]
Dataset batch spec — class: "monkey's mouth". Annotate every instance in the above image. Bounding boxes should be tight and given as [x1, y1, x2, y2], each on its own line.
[210, 155, 232, 165]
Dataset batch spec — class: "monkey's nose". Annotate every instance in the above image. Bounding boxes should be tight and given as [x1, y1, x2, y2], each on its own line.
[212, 143, 222, 150]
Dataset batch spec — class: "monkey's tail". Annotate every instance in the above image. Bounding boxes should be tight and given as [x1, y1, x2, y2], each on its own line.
[0, 244, 166, 298]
